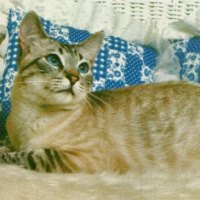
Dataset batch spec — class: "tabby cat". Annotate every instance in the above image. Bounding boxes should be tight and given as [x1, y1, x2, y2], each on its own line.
[1, 11, 200, 173]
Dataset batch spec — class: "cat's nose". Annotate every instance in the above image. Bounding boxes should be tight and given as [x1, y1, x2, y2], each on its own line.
[66, 74, 79, 85]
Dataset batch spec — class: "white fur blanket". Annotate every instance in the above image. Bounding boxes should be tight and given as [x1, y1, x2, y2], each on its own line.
[0, 164, 200, 200]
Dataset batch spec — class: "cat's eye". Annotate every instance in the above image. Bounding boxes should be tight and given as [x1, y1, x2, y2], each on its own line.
[77, 62, 89, 74]
[46, 54, 62, 67]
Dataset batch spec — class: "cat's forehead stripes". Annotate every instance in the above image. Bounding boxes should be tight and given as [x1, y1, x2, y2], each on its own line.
[61, 44, 78, 55]
[59, 48, 63, 55]
[79, 54, 83, 60]
[31, 39, 76, 56]
[54, 44, 84, 71]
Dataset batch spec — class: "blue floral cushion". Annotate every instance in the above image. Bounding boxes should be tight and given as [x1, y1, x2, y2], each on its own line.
[172, 38, 200, 83]
[0, 9, 157, 139]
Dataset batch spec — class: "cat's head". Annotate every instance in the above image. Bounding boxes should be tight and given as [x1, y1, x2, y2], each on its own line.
[16, 11, 103, 109]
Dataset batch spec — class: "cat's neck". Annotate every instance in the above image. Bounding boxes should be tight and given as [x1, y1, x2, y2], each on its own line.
[11, 95, 85, 119]
[7, 89, 89, 149]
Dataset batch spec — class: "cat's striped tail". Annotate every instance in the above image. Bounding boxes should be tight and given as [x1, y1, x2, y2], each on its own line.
[0, 149, 73, 173]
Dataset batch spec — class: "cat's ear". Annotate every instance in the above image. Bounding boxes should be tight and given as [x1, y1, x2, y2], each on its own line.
[77, 31, 104, 64]
[19, 11, 46, 52]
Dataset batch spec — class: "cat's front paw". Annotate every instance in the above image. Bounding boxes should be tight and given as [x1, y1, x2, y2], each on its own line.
[0, 138, 14, 153]
[0, 146, 12, 153]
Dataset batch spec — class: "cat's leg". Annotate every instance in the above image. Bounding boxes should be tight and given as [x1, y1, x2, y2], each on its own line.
[0, 146, 12, 153]
[0, 137, 15, 153]
[0, 149, 73, 173]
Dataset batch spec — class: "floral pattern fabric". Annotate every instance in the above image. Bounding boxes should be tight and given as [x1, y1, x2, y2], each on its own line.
[172, 38, 200, 83]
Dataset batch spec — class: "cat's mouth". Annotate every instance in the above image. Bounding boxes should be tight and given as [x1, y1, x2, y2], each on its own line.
[56, 88, 74, 95]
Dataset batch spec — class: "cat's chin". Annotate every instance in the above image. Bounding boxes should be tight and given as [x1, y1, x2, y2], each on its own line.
[39, 95, 83, 110]
[42, 89, 86, 109]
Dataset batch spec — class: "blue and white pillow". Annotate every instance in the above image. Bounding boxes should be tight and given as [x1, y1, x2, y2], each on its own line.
[172, 38, 200, 83]
[0, 9, 157, 139]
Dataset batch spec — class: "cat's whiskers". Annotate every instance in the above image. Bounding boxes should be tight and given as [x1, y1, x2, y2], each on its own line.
[97, 90, 113, 98]
[75, 85, 98, 113]
[84, 98, 96, 113]
[16, 70, 48, 78]
[87, 93, 112, 108]
[76, 85, 88, 102]
[76, 83, 102, 111]
[80, 83, 107, 111]
[12, 80, 52, 86]
[86, 94, 105, 112]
